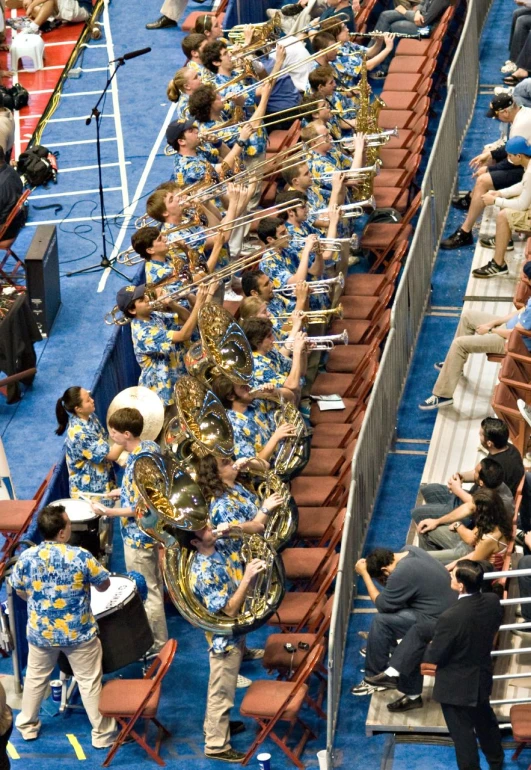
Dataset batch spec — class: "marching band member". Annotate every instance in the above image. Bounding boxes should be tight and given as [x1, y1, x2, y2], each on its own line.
[188, 524, 266, 763]
[194, 13, 224, 40]
[307, 64, 357, 132]
[55, 386, 122, 499]
[181, 33, 213, 83]
[10, 504, 117, 748]
[276, 190, 342, 264]
[95, 407, 168, 655]
[241, 318, 308, 402]
[241, 269, 309, 335]
[302, 123, 365, 203]
[114, 282, 212, 407]
[282, 162, 346, 226]
[211, 374, 296, 461]
[167, 66, 203, 121]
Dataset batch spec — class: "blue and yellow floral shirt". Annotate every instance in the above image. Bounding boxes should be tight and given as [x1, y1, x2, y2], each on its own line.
[189, 60, 214, 85]
[267, 293, 296, 336]
[10, 542, 109, 648]
[175, 93, 190, 121]
[259, 249, 292, 292]
[131, 314, 184, 405]
[120, 440, 161, 550]
[226, 406, 273, 460]
[190, 547, 244, 652]
[64, 414, 115, 498]
[173, 152, 218, 188]
[250, 349, 294, 390]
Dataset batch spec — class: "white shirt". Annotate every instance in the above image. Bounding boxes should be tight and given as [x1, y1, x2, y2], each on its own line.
[270, 37, 313, 92]
[495, 163, 531, 210]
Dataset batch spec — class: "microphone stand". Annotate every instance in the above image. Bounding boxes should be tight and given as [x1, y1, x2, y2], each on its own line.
[66, 55, 130, 279]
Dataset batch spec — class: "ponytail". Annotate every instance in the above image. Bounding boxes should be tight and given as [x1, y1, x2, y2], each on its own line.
[55, 386, 83, 436]
[167, 68, 189, 102]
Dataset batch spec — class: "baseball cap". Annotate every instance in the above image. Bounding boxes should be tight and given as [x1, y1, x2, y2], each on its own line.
[523, 260, 531, 280]
[505, 136, 531, 156]
[166, 119, 196, 148]
[116, 284, 146, 313]
[486, 94, 514, 118]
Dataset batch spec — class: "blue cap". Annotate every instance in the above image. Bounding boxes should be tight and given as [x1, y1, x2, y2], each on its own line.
[506, 136, 531, 156]
[116, 284, 146, 313]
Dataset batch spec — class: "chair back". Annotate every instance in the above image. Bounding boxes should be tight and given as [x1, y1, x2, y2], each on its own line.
[144, 639, 178, 684]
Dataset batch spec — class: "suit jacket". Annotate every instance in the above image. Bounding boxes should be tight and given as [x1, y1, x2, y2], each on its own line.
[423, 592, 503, 707]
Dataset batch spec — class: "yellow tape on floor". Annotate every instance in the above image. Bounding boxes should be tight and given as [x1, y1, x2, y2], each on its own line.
[66, 734, 86, 760]
[6, 742, 19, 759]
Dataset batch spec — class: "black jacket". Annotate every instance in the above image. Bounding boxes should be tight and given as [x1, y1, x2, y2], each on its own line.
[424, 592, 503, 707]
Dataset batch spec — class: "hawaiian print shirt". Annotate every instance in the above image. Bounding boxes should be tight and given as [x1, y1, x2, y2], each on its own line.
[227, 408, 271, 460]
[10, 542, 109, 648]
[131, 314, 184, 406]
[190, 546, 244, 652]
[175, 93, 190, 121]
[120, 440, 160, 550]
[250, 349, 293, 390]
[259, 248, 292, 292]
[173, 153, 217, 188]
[65, 414, 115, 498]
[267, 293, 296, 337]
[188, 60, 214, 85]
[214, 73, 267, 158]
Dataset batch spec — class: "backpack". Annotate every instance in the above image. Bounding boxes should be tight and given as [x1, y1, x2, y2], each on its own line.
[0, 84, 29, 111]
[17, 145, 58, 187]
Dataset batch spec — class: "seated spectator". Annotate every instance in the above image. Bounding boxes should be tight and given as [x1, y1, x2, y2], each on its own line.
[418, 299, 531, 410]
[413, 450, 517, 530]
[0, 147, 24, 241]
[441, 95, 531, 250]
[0, 97, 14, 162]
[472, 136, 531, 278]
[319, 0, 358, 34]
[351, 545, 456, 709]
[503, 5, 531, 76]
[17, 0, 92, 33]
[419, 488, 514, 569]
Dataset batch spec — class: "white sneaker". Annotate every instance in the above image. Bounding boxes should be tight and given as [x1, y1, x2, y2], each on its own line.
[494, 86, 514, 96]
[518, 399, 531, 428]
[501, 60, 517, 74]
[236, 675, 252, 688]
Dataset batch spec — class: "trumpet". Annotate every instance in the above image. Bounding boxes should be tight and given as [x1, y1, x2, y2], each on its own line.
[273, 273, 344, 297]
[275, 329, 349, 350]
[290, 236, 359, 251]
[314, 196, 376, 220]
[270, 304, 344, 328]
[340, 128, 399, 149]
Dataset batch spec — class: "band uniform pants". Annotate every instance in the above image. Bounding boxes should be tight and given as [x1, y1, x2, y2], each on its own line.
[123, 542, 168, 652]
[433, 310, 506, 399]
[441, 701, 504, 770]
[204, 643, 244, 754]
[159, 0, 187, 22]
[15, 637, 116, 748]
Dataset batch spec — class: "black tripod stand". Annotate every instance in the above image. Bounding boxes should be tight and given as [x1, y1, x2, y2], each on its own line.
[66, 47, 151, 279]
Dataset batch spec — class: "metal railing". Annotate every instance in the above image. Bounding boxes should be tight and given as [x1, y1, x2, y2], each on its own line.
[326, 0, 496, 763]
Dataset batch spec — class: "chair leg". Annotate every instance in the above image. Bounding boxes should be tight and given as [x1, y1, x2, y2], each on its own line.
[512, 741, 526, 760]
[102, 716, 166, 767]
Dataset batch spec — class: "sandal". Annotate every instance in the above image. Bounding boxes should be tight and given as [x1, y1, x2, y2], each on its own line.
[504, 74, 527, 85]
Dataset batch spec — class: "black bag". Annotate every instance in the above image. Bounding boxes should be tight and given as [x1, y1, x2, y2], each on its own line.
[0, 86, 14, 112]
[10, 84, 29, 110]
[366, 207, 402, 225]
[17, 145, 58, 187]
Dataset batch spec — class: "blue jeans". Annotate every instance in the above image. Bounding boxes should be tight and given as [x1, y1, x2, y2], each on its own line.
[365, 607, 419, 677]
[411, 483, 463, 525]
[374, 9, 419, 35]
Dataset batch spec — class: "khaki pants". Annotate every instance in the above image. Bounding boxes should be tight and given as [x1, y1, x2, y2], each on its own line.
[433, 310, 506, 398]
[124, 543, 168, 651]
[15, 637, 116, 748]
[160, 0, 187, 22]
[204, 643, 243, 754]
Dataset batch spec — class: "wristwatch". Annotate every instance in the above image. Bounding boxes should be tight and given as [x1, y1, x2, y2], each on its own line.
[236, 138, 246, 148]
[260, 505, 270, 515]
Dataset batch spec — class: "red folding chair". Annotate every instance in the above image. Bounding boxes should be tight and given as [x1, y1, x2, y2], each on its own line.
[98, 639, 177, 766]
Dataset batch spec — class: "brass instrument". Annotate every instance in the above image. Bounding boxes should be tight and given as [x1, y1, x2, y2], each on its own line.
[313, 196, 376, 220]
[255, 391, 312, 483]
[163, 376, 234, 466]
[273, 273, 344, 297]
[133, 450, 285, 636]
[252, 468, 298, 548]
[164, 530, 285, 636]
[319, 163, 380, 182]
[350, 30, 422, 40]
[338, 128, 399, 150]
[291, 236, 359, 252]
[225, 12, 282, 45]
[107, 386, 165, 441]
[274, 329, 349, 350]
[270, 304, 344, 328]
[185, 303, 254, 386]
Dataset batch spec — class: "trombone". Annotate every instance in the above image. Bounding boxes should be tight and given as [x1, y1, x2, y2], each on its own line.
[273, 273, 344, 297]
[274, 330, 349, 350]
[270, 304, 343, 328]
[290, 236, 360, 251]
[349, 30, 422, 40]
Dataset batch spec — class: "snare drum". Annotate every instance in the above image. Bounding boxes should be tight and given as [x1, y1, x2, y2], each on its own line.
[51, 498, 101, 558]
[91, 575, 153, 673]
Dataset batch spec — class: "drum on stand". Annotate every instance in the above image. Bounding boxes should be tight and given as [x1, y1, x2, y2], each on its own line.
[51, 498, 100, 558]
[58, 575, 153, 681]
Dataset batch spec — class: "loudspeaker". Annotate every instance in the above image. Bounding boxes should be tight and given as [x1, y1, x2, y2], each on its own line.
[25, 224, 61, 336]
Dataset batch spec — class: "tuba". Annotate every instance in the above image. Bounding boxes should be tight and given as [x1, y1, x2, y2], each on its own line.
[250, 468, 298, 551]
[106, 386, 165, 440]
[184, 303, 254, 386]
[133, 450, 285, 636]
[163, 376, 234, 468]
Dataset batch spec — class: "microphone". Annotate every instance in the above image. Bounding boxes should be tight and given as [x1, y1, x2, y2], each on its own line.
[110, 47, 151, 64]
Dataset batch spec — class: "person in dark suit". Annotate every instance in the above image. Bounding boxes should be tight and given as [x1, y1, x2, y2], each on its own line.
[423, 560, 504, 770]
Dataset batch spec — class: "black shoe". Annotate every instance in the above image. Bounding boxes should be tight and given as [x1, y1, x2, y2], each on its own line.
[387, 694, 423, 712]
[205, 748, 247, 763]
[146, 15, 177, 29]
[451, 191, 471, 210]
[479, 235, 514, 250]
[472, 260, 508, 279]
[229, 721, 246, 737]
[440, 228, 474, 250]
[364, 672, 399, 690]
